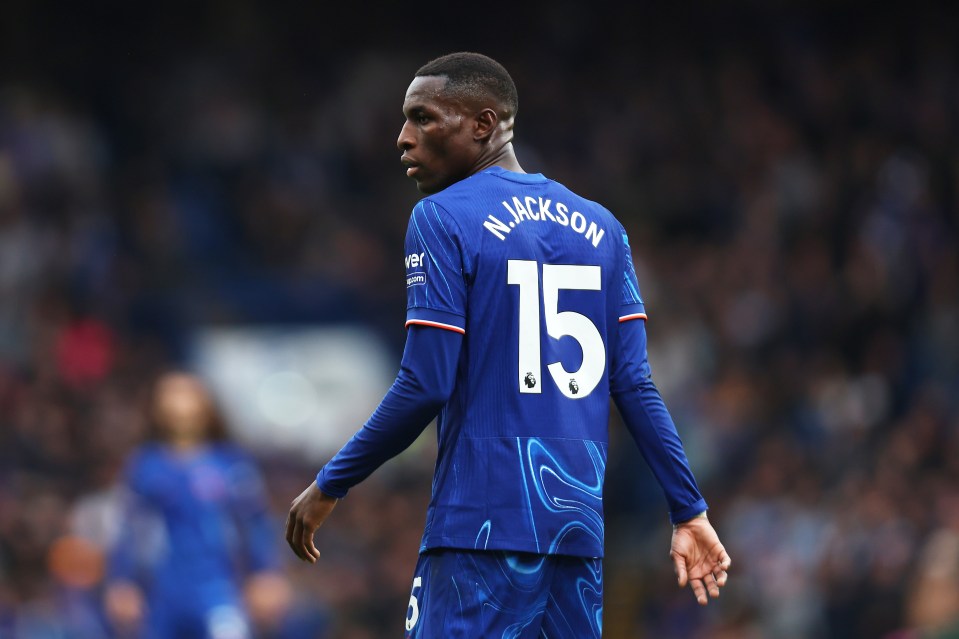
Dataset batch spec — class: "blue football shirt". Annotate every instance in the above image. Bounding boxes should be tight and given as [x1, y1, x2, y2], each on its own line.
[403, 166, 646, 558]
[110, 443, 278, 581]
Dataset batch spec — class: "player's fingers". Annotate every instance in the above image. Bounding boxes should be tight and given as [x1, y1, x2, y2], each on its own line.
[285, 509, 296, 548]
[714, 569, 729, 587]
[671, 553, 688, 588]
[301, 521, 319, 563]
[705, 573, 721, 599]
[689, 578, 708, 606]
[289, 516, 309, 562]
[718, 549, 732, 571]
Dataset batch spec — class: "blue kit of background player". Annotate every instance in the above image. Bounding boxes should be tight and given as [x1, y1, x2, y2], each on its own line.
[287, 52, 731, 638]
[107, 373, 284, 639]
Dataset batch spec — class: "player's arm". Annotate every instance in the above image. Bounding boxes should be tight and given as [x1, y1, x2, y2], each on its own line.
[104, 455, 152, 631]
[228, 452, 284, 571]
[610, 317, 730, 604]
[286, 324, 462, 563]
[227, 451, 295, 622]
[609, 317, 706, 522]
[287, 199, 468, 562]
[229, 455, 294, 625]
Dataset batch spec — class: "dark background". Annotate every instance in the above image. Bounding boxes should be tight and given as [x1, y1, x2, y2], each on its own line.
[1, 2, 958, 637]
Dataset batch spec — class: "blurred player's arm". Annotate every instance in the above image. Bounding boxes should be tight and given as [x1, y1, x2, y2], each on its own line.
[228, 454, 293, 625]
[286, 325, 462, 562]
[231, 452, 284, 572]
[610, 317, 731, 605]
[104, 460, 153, 632]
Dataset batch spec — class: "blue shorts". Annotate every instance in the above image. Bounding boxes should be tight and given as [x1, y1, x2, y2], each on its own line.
[144, 580, 250, 639]
[404, 549, 603, 639]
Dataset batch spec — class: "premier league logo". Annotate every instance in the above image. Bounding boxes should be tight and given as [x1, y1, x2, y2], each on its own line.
[569, 379, 579, 395]
[524, 372, 537, 388]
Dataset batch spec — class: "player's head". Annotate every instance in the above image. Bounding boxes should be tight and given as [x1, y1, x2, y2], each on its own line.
[149, 372, 227, 445]
[415, 52, 518, 120]
[398, 52, 518, 194]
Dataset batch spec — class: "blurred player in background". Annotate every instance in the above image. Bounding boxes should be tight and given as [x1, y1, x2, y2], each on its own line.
[105, 372, 290, 639]
[287, 52, 730, 637]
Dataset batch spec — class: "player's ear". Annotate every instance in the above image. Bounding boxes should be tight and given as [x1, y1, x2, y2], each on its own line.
[473, 108, 498, 142]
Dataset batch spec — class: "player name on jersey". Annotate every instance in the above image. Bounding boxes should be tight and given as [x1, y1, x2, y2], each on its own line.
[483, 194, 607, 247]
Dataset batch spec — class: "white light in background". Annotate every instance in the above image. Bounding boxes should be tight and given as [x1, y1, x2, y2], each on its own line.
[191, 325, 395, 462]
[256, 371, 318, 429]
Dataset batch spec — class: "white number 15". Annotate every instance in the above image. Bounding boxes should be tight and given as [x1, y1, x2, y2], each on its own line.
[507, 260, 605, 399]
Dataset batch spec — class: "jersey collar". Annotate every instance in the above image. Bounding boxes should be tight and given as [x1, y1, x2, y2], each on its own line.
[483, 166, 548, 184]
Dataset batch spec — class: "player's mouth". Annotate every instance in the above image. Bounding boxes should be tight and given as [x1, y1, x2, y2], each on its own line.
[401, 157, 421, 178]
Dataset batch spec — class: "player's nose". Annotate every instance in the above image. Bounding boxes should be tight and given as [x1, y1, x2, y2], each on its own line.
[397, 120, 415, 151]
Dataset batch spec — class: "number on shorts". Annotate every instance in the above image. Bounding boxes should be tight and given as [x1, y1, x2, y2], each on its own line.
[405, 576, 423, 631]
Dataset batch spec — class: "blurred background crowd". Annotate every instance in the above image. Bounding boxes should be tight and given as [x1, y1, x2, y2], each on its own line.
[1, 2, 958, 638]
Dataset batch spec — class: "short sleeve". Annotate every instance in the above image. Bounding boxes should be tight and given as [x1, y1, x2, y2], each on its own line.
[404, 199, 468, 334]
[619, 228, 647, 322]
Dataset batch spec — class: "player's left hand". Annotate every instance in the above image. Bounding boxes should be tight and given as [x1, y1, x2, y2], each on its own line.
[670, 513, 731, 606]
[285, 482, 338, 563]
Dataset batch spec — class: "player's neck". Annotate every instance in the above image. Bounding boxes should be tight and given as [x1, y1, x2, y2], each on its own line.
[168, 434, 204, 454]
[473, 143, 524, 176]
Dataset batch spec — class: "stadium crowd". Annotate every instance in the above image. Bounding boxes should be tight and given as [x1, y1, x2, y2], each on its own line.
[0, 4, 957, 638]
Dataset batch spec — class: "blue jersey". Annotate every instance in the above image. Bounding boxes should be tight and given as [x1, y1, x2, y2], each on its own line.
[317, 165, 705, 560]
[110, 443, 278, 638]
[403, 167, 646, 558]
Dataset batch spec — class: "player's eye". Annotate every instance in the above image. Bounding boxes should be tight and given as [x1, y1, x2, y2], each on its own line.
[416, 115, 430, 125]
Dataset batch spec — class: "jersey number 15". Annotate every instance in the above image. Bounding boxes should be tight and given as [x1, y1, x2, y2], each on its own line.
[507, 260, 605, 399]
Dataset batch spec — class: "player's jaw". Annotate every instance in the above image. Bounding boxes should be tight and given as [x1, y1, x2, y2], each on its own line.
[398, 126, 464, 194]
[398, 123, 481, 194]
[398, 126, 491, 194]
[399, 146, 470, 194]
[400, 156, 450, 194]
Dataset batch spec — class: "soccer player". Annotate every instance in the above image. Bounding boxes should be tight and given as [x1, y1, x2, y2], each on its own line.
[286, 52, 731, 637]
[106, 373, 289, 639]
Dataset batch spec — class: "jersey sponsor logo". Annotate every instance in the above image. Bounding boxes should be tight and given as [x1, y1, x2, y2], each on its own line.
[405, 252, 425, 269]
[482, 194, 606, 248]
[406, 271, 426, 287]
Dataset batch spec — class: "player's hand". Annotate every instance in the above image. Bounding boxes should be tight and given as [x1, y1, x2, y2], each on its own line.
[244, 571, 293, 627]
[104, 580, 145, 630]
[670, 514, 731, 606]
[285, 482, 338, 563]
